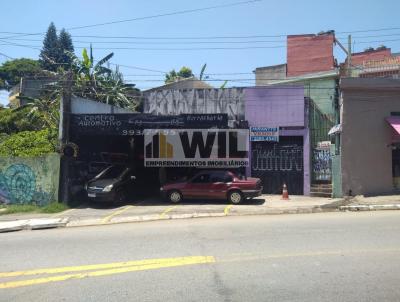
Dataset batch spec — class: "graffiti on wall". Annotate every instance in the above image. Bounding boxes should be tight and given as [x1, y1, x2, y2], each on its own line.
[0, 155, 59, 205]
[144, 88, 245, 122]
[252, 145, 303, 172]
[312, 148, 332, 181]
[250, 138, 304, 195]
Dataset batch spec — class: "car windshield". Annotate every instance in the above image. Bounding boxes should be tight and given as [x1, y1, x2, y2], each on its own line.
[97, 166, 127, 180]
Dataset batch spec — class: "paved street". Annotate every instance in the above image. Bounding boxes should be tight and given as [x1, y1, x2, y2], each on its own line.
[1, 211, 400, 301]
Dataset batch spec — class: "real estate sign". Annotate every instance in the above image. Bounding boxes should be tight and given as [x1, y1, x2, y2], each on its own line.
[250, 127, 279, 142]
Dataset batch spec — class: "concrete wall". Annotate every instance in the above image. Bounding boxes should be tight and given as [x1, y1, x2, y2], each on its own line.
[143, 88, 245, 125]
[71, 96, 134, 114]
[254, 64, 287, 86]
[304, 77, 335, 118]
[0, 153, 60, 205]
[341, 78, 400, 196]
[331, 144, 342, 198]
[244, 87, 310, 195]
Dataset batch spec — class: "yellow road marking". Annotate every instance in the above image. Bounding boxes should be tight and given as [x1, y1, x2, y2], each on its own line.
[0, 256, 215, 289]
[219, 248, 400, 263]
[101, 206, 133, 224]
[52, 209, 75, 218]
[224, 205, 233, 215]
[159, 205, 177, 218]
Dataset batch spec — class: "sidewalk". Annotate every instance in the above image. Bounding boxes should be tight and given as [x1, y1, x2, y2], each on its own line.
[340, 195, 400, 211]
[3, 194, 400, 232]
[0, 195, 344, 232]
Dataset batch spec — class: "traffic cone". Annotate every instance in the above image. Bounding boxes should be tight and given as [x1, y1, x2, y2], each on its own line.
[282, 183, 289, 200]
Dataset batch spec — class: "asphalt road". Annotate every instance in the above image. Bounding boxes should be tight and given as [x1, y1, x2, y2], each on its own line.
[1, 211, 400, 302]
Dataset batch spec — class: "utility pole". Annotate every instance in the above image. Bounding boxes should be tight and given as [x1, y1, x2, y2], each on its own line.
[347, 35, 352, 77]
[58, 72, 73, 204]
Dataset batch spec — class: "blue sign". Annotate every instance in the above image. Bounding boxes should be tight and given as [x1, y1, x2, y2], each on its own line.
[250, 127, 279, 142]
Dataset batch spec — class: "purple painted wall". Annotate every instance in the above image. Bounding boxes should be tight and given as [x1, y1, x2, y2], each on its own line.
[244, 87, 310, 195]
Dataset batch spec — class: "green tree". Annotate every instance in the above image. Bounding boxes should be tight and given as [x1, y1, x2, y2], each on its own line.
[58, 28, 74, 69]
[0, 58, 42, 88]
[0, 129, 56, 157]
[165, 66, 194, 84]
[39, 22, 59, 71]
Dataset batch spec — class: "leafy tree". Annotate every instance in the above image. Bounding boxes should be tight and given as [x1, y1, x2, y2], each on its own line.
[39, 22, 59, 71]
[0, 107, 44, 134]
[58, 29, 74, 68]
[0, 58, 42, 88]
[165, 66, 194, 84]
[0, 129, 56, 157]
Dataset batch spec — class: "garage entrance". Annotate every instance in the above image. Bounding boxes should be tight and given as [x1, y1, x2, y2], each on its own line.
[251, 136, 304, 195]
[66, 113, 229, 203]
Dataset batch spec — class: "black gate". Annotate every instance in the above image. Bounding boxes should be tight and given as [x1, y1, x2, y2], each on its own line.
[251, 136, 304, 195]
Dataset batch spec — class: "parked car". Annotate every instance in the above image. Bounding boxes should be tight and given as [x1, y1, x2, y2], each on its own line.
[160, 170, 262, 204]
[85, 165, 136, 203]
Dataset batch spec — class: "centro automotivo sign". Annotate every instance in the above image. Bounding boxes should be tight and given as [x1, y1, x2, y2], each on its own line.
[144, 129, 249, 168]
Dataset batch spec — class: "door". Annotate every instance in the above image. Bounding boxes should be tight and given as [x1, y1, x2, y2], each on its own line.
[393, 148, 400, 189]
[251, 136, 304, 195]
[183, 173, 210, 198]
[208, 171, 232, 199]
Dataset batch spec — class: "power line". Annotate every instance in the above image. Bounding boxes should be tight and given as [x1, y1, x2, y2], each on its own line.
[67, 0, 263, 31]
[3, 29, 400, 41]
[0, 41, 286, 50]
[0, 52, 15, 60]
[0, 0, 263, 40]
[336, 27, 400, 34]
[3, 38, 287, 44]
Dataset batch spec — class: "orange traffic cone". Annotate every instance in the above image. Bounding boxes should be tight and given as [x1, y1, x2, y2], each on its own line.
[282, 183, 289, 200]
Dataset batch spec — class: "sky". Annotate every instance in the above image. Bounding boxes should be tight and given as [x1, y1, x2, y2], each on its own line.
[1, 0, 400, 105]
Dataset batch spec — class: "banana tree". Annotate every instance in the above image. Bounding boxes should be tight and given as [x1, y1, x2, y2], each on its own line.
[64, 47, 139, 109]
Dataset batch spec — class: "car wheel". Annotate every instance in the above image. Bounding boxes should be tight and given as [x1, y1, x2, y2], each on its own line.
[115, 191, 126, 204]
[168, 190, 182, 203]
[228, 190, 243, 204]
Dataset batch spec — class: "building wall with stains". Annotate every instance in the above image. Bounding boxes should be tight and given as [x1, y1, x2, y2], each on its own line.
[340, 78, 400, 196]
[0, 153, 60, 205]
[143, 88, 245, 126]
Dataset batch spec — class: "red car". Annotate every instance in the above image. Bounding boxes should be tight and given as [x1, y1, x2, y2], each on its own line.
[161, 170, 262, 204]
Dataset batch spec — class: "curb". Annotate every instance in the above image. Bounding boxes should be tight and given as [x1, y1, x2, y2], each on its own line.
[0, 218, 69, 233]
[66, 206, 338, 228]
[6, 202, 399, 232]
[340, 204, 400, 211]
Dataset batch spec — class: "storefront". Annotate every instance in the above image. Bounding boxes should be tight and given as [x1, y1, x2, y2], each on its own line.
[244, 87, 310, 195]
[65, 112, 246, 201]
[339, 78, 400, 196]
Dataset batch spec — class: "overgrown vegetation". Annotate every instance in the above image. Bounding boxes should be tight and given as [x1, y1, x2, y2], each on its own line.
[0, 129, 57, 156]
[0, 22, 140, 158]
[165, 66, 194, 84]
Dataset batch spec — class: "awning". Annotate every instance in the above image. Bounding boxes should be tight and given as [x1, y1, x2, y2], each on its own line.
[386, 116, 400, 135]
[328, 124, 342, 136]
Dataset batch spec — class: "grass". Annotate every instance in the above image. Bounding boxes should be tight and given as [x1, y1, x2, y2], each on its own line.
[0, 202, 69, 215]
[40, 202, 69, 214]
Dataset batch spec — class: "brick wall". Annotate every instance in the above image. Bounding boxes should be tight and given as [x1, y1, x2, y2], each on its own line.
[287, 34, 335, 77]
